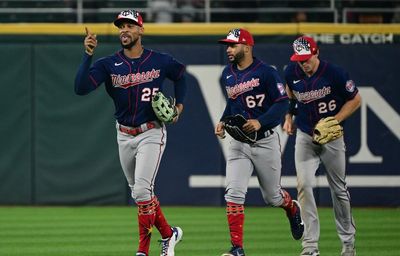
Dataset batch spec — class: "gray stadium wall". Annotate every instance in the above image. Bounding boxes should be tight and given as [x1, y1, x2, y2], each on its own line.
[0, 24, 399, 206]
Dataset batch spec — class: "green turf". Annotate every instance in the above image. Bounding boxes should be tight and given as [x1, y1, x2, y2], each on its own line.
[0, 207, 399, 256]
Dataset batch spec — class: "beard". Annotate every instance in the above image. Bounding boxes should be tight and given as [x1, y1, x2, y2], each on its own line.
[229, 50, 245, 64]
[121, 37, 139, 49]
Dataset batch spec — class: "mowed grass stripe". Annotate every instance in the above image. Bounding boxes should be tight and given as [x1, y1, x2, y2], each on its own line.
[0, 207, 399, 256]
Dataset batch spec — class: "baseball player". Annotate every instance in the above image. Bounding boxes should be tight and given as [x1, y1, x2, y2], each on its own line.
[214, 28, 304, 256]
[74, 10, 186, 256]
[283, 36, 361, 256]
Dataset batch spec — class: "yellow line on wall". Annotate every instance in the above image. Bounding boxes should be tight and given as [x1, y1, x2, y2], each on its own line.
[1, 23, 399, 35]
[298, 23, 400, 34]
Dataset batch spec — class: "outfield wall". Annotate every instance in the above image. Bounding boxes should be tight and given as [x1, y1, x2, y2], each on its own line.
[0, 24, 399, 206]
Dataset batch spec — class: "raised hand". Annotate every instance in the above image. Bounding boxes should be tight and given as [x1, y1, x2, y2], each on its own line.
[84, 27, 97, 55]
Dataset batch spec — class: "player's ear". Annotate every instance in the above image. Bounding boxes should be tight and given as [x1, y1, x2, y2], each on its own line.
[244, 45, 251, 54]
[138, 26, 144, 36]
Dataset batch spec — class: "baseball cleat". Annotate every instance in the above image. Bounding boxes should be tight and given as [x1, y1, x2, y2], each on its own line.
[136, 253, 147, 256]
[221, 245, 245, 256]
[287, 200, 305, 240]
[341, 244, 356, 256]
[300, 248, 320, 256]
[159, 226, 183, 256]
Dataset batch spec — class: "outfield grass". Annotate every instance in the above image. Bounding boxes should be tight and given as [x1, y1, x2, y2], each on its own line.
[0, 207, 399, 256]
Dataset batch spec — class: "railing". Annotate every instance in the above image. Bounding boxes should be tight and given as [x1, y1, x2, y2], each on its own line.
[0, 0, 399, 23]
[342, 7, 400, 23]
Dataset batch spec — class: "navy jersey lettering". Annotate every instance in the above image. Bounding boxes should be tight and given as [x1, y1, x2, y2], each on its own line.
[221, 57, 288, 130]
[284, 60, 358, 135]
[75, 48, 186, 127]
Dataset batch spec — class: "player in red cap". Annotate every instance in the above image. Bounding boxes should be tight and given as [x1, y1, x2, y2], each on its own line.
[283, 36, 361, 256]
[215, 28, 304, 256]
[75, 9, 186, 256]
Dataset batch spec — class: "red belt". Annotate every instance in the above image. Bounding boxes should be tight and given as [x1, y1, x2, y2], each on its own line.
[118, 122, 157, 136]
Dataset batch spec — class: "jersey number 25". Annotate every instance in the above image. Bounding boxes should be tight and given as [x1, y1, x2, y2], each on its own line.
[141, 88, 160, 101]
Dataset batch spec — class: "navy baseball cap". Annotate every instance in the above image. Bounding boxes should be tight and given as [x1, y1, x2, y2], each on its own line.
[290, 36, 318, 62]
[218, 28, 254, 46]
[114, 10, 143, 27]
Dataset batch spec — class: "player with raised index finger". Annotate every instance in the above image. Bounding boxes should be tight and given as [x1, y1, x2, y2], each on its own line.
[283, 36, 361, 256]
[74, 9, 187, 256]
[215, 28, 305, 256]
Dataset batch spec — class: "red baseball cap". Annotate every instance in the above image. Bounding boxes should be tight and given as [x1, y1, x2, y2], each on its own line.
[290, 36, 318, 62]
[218, 28, 254, 46]
[114, 10, 143, 27]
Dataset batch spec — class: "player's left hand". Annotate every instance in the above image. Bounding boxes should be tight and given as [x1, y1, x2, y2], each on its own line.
[215, 122, 226, 139]
[171, 104, 183, 123]
[151, 92, 179, 124]
[283, 114, 296, 135]
[242, 119, 261, 133]
[313, 116, 343, 144]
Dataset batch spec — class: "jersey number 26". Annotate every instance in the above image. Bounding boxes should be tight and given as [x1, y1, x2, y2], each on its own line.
[318, 99, 337, 113]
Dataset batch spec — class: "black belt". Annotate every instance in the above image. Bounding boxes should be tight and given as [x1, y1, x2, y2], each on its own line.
[256, 128, 274, 141]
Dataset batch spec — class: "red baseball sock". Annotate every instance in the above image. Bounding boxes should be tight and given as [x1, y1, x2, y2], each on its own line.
[280, 189, 296, 216]
[153, 196, 173, 239]
[226, 202, 245, 248]
[137, 199, 156, 255]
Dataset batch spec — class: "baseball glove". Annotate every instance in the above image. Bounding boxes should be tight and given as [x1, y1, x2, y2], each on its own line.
[151, 91, 178, 123]
[313, 116, 343, 145]
[222, 114, 257, 144]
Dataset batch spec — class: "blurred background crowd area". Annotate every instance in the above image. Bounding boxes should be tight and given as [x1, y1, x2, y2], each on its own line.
[0, 0, 399, 23]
